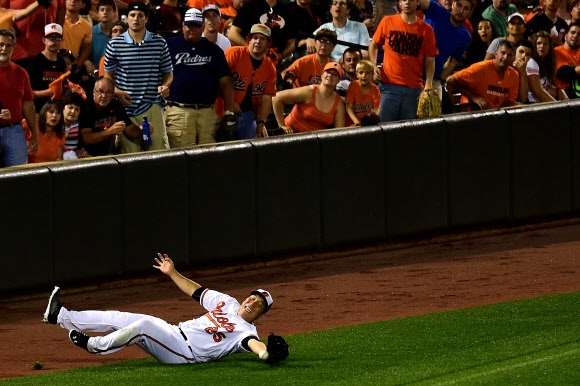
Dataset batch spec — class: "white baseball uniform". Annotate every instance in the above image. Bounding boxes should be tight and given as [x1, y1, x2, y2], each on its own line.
[56, 288, 260, 364]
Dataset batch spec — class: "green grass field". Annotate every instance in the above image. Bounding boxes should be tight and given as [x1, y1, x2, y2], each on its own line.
[4, 292, 580, 385]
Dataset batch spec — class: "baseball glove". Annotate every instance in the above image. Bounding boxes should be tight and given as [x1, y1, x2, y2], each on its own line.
[360, 112, 380, 126]
[416, 89, 442, 118]
[37, 0, 52, 8]
[215, 114, 238, 142]
[264, 333, 289, 365]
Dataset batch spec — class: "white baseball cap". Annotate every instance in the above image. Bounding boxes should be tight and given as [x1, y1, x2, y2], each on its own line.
[184, 8, 204, 26]
[507, 13, 525, 24]
[251, 289, 273, 312]
[44, 23, 63, 37]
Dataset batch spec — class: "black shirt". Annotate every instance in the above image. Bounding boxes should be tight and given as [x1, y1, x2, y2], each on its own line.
[233, 0, 298, 53]
[20, 53, 67, 112]
[78, 98, 132, 156]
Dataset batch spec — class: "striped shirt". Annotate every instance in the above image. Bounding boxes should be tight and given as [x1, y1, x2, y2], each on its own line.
[104, 30, 173, 116]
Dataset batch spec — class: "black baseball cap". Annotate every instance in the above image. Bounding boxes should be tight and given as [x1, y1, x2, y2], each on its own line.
[127, 1, 148, 15]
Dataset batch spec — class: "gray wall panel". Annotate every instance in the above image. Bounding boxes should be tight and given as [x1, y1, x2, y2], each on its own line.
[318, 127, 386, 246]
[446, 110, 511, 226]
[253, 134, 321, 255]
[186, 143, 256, 263]
[49, 158, 122, 282]
[384, 119, 448, 236]
[116, 150, 189, 270]
[0, 167, 52, 291]
[509, 104, 572, 219]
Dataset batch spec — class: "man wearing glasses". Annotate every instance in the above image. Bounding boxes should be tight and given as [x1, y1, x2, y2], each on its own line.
[281, 28, 337, 88]
[0, 29, 38, 167]
[79, 77, 143, 156]
[20, 24, 67, 112]
[307, 0, 370, 62]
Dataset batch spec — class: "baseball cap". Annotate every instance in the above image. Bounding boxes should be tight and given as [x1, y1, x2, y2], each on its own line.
[202, 4, 221, 17]
[248, 23, 271, 38]
[507, 13, 525, 24]
[44, 23, 63, 37]
[251, 289, 273, 313]
[127, 1, 148, 15]
[323, 61, 344, 78]
[184, 8, 204, 26]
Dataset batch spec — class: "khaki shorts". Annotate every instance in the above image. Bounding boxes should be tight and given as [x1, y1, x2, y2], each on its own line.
[165, 105, 219, 147]
[119, 104, 170, 154]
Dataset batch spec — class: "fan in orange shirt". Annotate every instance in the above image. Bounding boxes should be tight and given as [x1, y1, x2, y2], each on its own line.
[345, 60, 380, 125]
[554, 22, 580, 95]
[281, 29, 337, 88]
[25, 100, 66, 163]
[446, 39, 520, 109]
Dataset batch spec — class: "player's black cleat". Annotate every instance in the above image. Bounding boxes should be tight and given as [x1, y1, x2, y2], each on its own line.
[42, 286, 62, 324]
[69, 330, 90, 352]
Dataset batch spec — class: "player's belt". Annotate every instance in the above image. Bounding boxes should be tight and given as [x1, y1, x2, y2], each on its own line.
[166, 101, 213, 109]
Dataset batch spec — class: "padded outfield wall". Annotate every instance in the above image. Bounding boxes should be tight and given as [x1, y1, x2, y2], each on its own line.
[1, 100, 579, 294]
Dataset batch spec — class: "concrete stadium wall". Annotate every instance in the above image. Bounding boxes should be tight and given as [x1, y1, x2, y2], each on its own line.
[2, 100, 579, 294]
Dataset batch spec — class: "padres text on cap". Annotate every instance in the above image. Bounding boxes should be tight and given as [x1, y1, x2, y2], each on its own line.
[184, 8, 204, 26]
[127, 1, 148, 15]
[251, 289, 273, 312]
[248, 23, 271, 38]
[323, 61, 344, 78]
[44, 23, 63, 37]
[202, 4, 221, 17]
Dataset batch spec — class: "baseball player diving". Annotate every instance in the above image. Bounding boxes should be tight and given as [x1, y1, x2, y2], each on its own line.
[42, 253, 289, 365]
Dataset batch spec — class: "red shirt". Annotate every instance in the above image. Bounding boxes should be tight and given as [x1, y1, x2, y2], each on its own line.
[0, 61, 33, 126]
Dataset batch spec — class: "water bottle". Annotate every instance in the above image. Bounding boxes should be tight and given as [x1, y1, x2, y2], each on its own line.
[142, 116, 151, 148]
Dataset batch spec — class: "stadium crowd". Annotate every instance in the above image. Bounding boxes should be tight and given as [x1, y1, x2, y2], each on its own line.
[1, 0, 579, 167]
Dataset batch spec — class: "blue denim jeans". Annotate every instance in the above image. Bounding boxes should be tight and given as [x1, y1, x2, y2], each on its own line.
[379, 83, 423, 123]
[236, 110, 257, 140]
[0, 123, 28, 167]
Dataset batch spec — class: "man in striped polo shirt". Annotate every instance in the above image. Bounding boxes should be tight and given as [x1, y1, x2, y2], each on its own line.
[104, 1, 173, 153]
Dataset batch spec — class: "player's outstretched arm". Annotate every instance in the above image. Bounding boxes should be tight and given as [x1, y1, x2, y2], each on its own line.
[248, 338, 269, 360]
[153, 253, 201, 296]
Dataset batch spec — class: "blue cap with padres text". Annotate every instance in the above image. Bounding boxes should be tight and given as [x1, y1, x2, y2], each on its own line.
[251, 289, 273, 313]
[127, 1, 148, 15]
[184, 8, 204, 26]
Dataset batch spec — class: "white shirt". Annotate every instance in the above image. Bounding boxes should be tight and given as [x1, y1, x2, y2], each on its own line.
[202, 32, 232, 51]
[314, 19, 370, 62]
[179, 289, 258, 363]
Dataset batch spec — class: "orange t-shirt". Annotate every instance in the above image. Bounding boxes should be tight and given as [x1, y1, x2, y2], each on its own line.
[24, 122, 66, 163]
[345, 80, 381, 121]
[554, 45, 580, 89]
[372, 14, 438, 89]
[453, 59, 520, 108]
[284, 54, 332, 88]
[285, 85, 341, 132]
[0, 8, 16, 30]
[222, 46, 277, 116]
